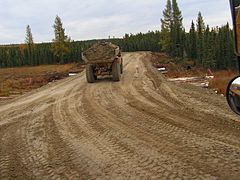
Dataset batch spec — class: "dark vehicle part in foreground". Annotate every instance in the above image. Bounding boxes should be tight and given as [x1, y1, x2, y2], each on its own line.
[82, 42, 123, 83]
[227, 0, 240, 115]
[227, 76, 240, 115]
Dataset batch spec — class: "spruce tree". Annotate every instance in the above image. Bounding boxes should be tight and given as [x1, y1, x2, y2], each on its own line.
[52, 15, 71, 64]
[196, 12, 205, 65]
[189, 20, 197, 60]
[25, 25, 35, 65]
[160, 0, 172, 53]
[25, 25, 34, 45]
[223, 23, 235, 68]
[203, 25, 215, 68]
[171, 0, 184, 58]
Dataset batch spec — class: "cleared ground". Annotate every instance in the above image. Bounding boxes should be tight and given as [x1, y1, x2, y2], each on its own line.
[0, 63, 83, 97]
[0, 52, 240, 179]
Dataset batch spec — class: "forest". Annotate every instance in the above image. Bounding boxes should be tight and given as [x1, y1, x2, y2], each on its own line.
[0, 0, 237, 70]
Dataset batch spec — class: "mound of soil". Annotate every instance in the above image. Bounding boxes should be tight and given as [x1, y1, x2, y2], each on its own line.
[83, 42, 119, 62]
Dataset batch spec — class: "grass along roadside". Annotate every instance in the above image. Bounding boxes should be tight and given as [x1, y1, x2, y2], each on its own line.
[0, 63, 84, 98]
[151, 52, 238, 95]
[208, 70, 238, 95]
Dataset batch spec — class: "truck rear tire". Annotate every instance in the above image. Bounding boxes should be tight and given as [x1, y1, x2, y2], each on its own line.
[86, 64, 95, 83]
[112, 61, 121, 81]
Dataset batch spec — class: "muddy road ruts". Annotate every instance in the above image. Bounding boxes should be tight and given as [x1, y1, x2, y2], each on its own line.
[0, 52, 240, 179]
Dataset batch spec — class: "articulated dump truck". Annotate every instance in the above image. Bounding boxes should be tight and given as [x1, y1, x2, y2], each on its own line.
[82, 42, 123, 83]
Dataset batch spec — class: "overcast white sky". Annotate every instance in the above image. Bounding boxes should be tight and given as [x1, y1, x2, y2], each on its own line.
[233, 77, 240, 85]
[0, 0, 232, 44]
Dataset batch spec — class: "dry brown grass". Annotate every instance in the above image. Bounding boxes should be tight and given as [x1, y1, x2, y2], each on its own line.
[0, 64, 74, 76]
[209, 70, 238, 95]
[151, 52, 207, 78]
[151, 52, 238, 95]
[0, 64, 83, 97]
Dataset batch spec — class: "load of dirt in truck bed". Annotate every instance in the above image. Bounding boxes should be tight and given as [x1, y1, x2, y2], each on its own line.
[83, 42, 119, 62]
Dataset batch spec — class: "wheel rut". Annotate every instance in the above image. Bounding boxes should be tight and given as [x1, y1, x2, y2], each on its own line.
[0, 52, 239, 179]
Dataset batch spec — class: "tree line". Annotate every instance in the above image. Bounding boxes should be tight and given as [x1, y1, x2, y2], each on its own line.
[0, 15, 160, 68]
[160, 0, 237, 69]
[0, 1, 238, 70]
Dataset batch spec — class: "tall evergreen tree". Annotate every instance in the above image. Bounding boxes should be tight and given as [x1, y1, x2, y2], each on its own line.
[52, 15, 71, 64]
[196, 12, 205, 65]
[188, 21, 197, 60]
[160, 0, 172, 53]
[25, 25, 34, 45]
[171, 0, 184, 58]
[221, 23, 235, 69]
[25, 25, 35, 65]
[203, 25, 214, 68]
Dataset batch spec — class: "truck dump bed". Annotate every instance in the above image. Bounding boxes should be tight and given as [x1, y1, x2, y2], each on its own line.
[82, 42, 120, 64]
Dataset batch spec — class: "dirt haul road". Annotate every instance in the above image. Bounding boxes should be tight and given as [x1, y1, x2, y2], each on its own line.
[0, 52, 240, 179]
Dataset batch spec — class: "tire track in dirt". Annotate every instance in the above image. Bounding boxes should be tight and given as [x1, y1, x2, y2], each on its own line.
[78, 55, 217, 178]
[0, 52, 239, 179]
[79, 52, 240, 178]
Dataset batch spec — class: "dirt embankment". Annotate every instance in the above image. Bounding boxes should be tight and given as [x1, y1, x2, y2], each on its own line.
[0, 52, 240, 179]
[151, 52, 238, 95]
